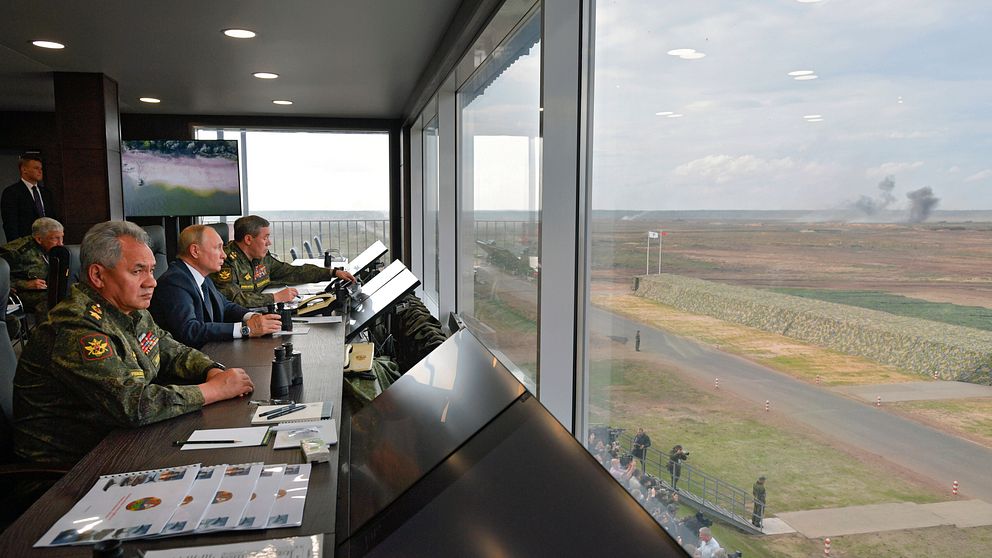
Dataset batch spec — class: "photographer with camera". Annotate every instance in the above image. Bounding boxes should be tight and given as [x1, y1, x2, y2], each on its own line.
[667, 444, 689, 490]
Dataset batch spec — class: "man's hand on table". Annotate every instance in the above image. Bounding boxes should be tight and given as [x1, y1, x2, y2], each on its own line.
[200, 367, 254, 405]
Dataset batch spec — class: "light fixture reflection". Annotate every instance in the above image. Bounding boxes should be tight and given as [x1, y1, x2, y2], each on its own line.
[223, 29, 256, 39]
[272, 100, 293, 105]
[667, 114, 684, 118]
[655, 111, 674, 116]
[788, 70, 815, 76]
[32, 40, 65, 49]
[668, 48, 706, 60]
[794, 75, 819, 81]
[253, 72, 279, 79]
[139, 97, 161, 104]
[803, 114, 822, 119]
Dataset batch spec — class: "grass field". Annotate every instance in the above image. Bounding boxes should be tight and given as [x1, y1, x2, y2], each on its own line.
[771, 288, 992, 332]
[891, 398, 992, 447]
[593, 293, 922, 386]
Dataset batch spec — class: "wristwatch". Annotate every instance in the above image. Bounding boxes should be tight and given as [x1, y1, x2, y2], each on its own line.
[241, 324, 251, 337]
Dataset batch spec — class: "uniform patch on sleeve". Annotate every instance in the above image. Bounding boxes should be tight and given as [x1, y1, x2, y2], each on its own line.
[216, 268, 232, 282]
[80, 334, 114, 361]
[138, 331, 160, 355]
[129, 370, 146, 380]
[243, 272, 252, 282]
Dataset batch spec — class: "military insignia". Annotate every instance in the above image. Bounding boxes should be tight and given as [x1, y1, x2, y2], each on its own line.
[80, 334, 114, 361]
[243, 272, 252, 282]
[229, 251, 237, 260]
[87, 304, 103, 321]
[217, 269, 232, 282]
[253, 264, 268, 280]
[129, 370, 145, 380]
[137, 331, 160, 355]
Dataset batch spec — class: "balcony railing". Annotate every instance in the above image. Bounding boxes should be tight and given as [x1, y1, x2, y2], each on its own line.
[218, 219, 392, 262]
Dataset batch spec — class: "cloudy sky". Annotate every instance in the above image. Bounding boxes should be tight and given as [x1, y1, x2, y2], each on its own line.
[590, 0, 992, 211]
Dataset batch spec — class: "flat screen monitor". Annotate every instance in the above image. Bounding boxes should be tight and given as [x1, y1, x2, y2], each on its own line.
[122, 140, 242, 217]
[346, 241, 388, 277]
[354, 260, 405, 303]
[345, 268, 419, 342]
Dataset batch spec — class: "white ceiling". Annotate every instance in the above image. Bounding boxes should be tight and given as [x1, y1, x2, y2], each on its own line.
[0, 1, 463, 118]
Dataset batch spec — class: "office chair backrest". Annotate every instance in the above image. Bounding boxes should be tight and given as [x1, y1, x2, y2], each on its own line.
[141, 225, 169, 279]
[313, 236, 323, 254]
[207, 222, 229, 243]
[290, 247, 299, 261]
[303, 241, 314, 259]
[46, 245, 72, 309]
[65, 244, 81, 286]
[0, 259, 16, 421]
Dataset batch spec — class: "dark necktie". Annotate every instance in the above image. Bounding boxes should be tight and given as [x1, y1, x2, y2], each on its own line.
[31, 186, 45, 217]
[201, 282, 214, 321]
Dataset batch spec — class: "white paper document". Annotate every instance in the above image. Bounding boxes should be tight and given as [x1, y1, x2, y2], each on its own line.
[178, 426, 270, 450]
[159, 464, 226, 536]
[263, 280, 331, 296]
[142, 534, 324, 558]
[272, 419, 338, 449]
[274, 325, 311, 336]
[236, 463, 287, 529]
[295, 315, 342, 324]
[196, 463, 264, 532]
[36, 465, 201, 547]
[267, 463, 311, 528]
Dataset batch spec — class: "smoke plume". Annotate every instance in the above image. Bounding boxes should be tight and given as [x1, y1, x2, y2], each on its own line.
[906, 187, 940, 223]
[851, 176, 897, 216]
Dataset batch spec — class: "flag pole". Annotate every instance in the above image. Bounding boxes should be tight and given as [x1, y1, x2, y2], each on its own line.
[658, 230, 663, 274]
[645, 234, 650, 275]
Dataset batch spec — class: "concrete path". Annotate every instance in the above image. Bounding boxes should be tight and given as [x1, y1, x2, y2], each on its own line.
[591, 307, 992, 503]
[776, 500, 992, 538]
[834, 381, 992, 402]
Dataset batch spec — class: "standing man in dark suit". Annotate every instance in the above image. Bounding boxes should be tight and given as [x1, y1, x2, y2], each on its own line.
[2, 155, 57, 242]
[150, 224, 281, 349]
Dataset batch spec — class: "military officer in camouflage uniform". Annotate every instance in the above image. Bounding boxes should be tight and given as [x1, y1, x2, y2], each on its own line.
[0, 216, 64, 316]
[211, 215, 355, 308]
[13, 221, 255, 464]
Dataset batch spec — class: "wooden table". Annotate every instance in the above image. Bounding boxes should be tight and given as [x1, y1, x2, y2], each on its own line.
[0, 322, 345, 556]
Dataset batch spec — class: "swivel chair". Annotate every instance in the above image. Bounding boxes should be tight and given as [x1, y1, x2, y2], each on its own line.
[303, 241, 314, 259]
[46, 245, 72, 309]
[140, 225, 169, 279]
[290, 247, 300, 261]
[206, 222, 229, 243]
[313, 236, 324, 254]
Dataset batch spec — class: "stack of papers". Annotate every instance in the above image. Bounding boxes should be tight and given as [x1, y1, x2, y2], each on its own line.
[35, 463, 311, 547]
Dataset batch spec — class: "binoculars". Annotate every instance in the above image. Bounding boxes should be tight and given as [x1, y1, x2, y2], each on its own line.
[268, 302, 294, 331]
[270, 342, 303, 397]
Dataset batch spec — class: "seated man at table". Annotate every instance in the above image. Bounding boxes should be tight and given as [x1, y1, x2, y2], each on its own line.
[0, 216, 64, 316]
[211, 214, 355, 308]
[150, 224, 281, 348]
[13, 221, 255, 464]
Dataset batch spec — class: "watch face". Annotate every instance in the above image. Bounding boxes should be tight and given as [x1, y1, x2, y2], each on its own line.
[242, 325, 251, 336]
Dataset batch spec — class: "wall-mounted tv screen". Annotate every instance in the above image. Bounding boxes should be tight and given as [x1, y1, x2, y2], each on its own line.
[122, 140, 242, 217]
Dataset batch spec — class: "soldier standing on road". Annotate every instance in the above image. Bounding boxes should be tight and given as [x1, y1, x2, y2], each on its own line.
[752, 476, 766, 528]
[635, 329, 641, 351]
[668, 444, 688, 490]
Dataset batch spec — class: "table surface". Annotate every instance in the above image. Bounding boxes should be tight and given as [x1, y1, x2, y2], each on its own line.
[0, 322, 345, 556]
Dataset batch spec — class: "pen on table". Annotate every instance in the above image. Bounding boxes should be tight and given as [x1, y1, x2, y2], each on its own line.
[266, 404, 306, 419]
[259, 403, 300, 417]
[173, 439, 240, 446]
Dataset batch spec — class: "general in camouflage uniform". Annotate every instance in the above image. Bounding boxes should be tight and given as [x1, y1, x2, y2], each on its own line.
[0, 217, 64, 316]
[210, 215, 354, 308]
[212, 240, 334, 307]
[13, 221, 253, 464]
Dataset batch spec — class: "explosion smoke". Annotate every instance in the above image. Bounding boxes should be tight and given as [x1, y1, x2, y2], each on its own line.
[906, 186, 940, 223]
[852, 176, 897, 216]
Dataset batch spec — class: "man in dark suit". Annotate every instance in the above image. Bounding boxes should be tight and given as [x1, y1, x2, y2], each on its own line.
[2, 155, 57, 242]
[150, 224, 281, 348]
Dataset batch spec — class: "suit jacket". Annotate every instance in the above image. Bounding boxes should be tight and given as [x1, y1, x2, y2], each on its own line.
[1, 180, 57, 242]
[149, 260, 250, 348]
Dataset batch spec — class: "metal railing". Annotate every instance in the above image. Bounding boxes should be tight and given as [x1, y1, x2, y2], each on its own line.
[615, 431, 761, 533]
[266, 219, 391, 262]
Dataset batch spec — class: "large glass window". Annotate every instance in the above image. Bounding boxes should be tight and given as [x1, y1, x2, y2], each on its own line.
[458, 7, 542, 390]
[422, 116, 441, 305]
[585, 1, 992, 555]
[194, 128, 390, 261]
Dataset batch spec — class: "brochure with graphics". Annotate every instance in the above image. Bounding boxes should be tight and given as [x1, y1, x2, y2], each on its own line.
[35, 464, 201, 547]
[158, 464, 227, 536]
[266, 463, 311, 528]
[143, 534, 324, 558]
[236, 464, 287, 529]
[196, 463, 264, 532]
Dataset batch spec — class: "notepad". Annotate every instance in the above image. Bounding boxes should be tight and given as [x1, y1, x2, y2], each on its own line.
[271, 419, 338, 449]
[179, 427, 271, 450]
[250, 402, 333, 425]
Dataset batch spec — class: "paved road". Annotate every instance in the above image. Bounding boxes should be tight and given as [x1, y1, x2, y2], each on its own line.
[591, 307, 992, 502]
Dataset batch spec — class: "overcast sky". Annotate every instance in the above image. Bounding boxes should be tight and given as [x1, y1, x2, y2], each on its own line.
[590, 0, 992, 212]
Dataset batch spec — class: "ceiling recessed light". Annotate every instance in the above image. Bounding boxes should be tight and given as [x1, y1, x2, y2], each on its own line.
[32, 40, 65, 49]
[794, 74, 819, 81]
[253, 72, 279, 79]
[803, 114, 823, 119]
[788, 70, 815, 76]
[655, 111, 674, 116]
[223, 28, 256, 39]
[139, 97, 161, 104]
[272, 100, 293, 105]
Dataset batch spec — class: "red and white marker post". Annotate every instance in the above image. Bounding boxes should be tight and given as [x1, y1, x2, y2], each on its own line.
[824, 538, 831, 556]
[875, 396, 882, 407]
[765, 400, 770, 412]
[815, 374, 821, 385]
[953, 480, 959, 496]
[715, 378, 720, 389]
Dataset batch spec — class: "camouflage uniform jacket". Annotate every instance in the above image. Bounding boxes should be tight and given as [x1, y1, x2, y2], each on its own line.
[0, 234, 49, 313]
[13, 282, 214, 464]
[211, 241, 331, 308]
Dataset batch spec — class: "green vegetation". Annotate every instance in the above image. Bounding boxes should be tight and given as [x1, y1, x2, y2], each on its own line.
[772, 288, 992, 332]
[589, 358, 942, 512]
